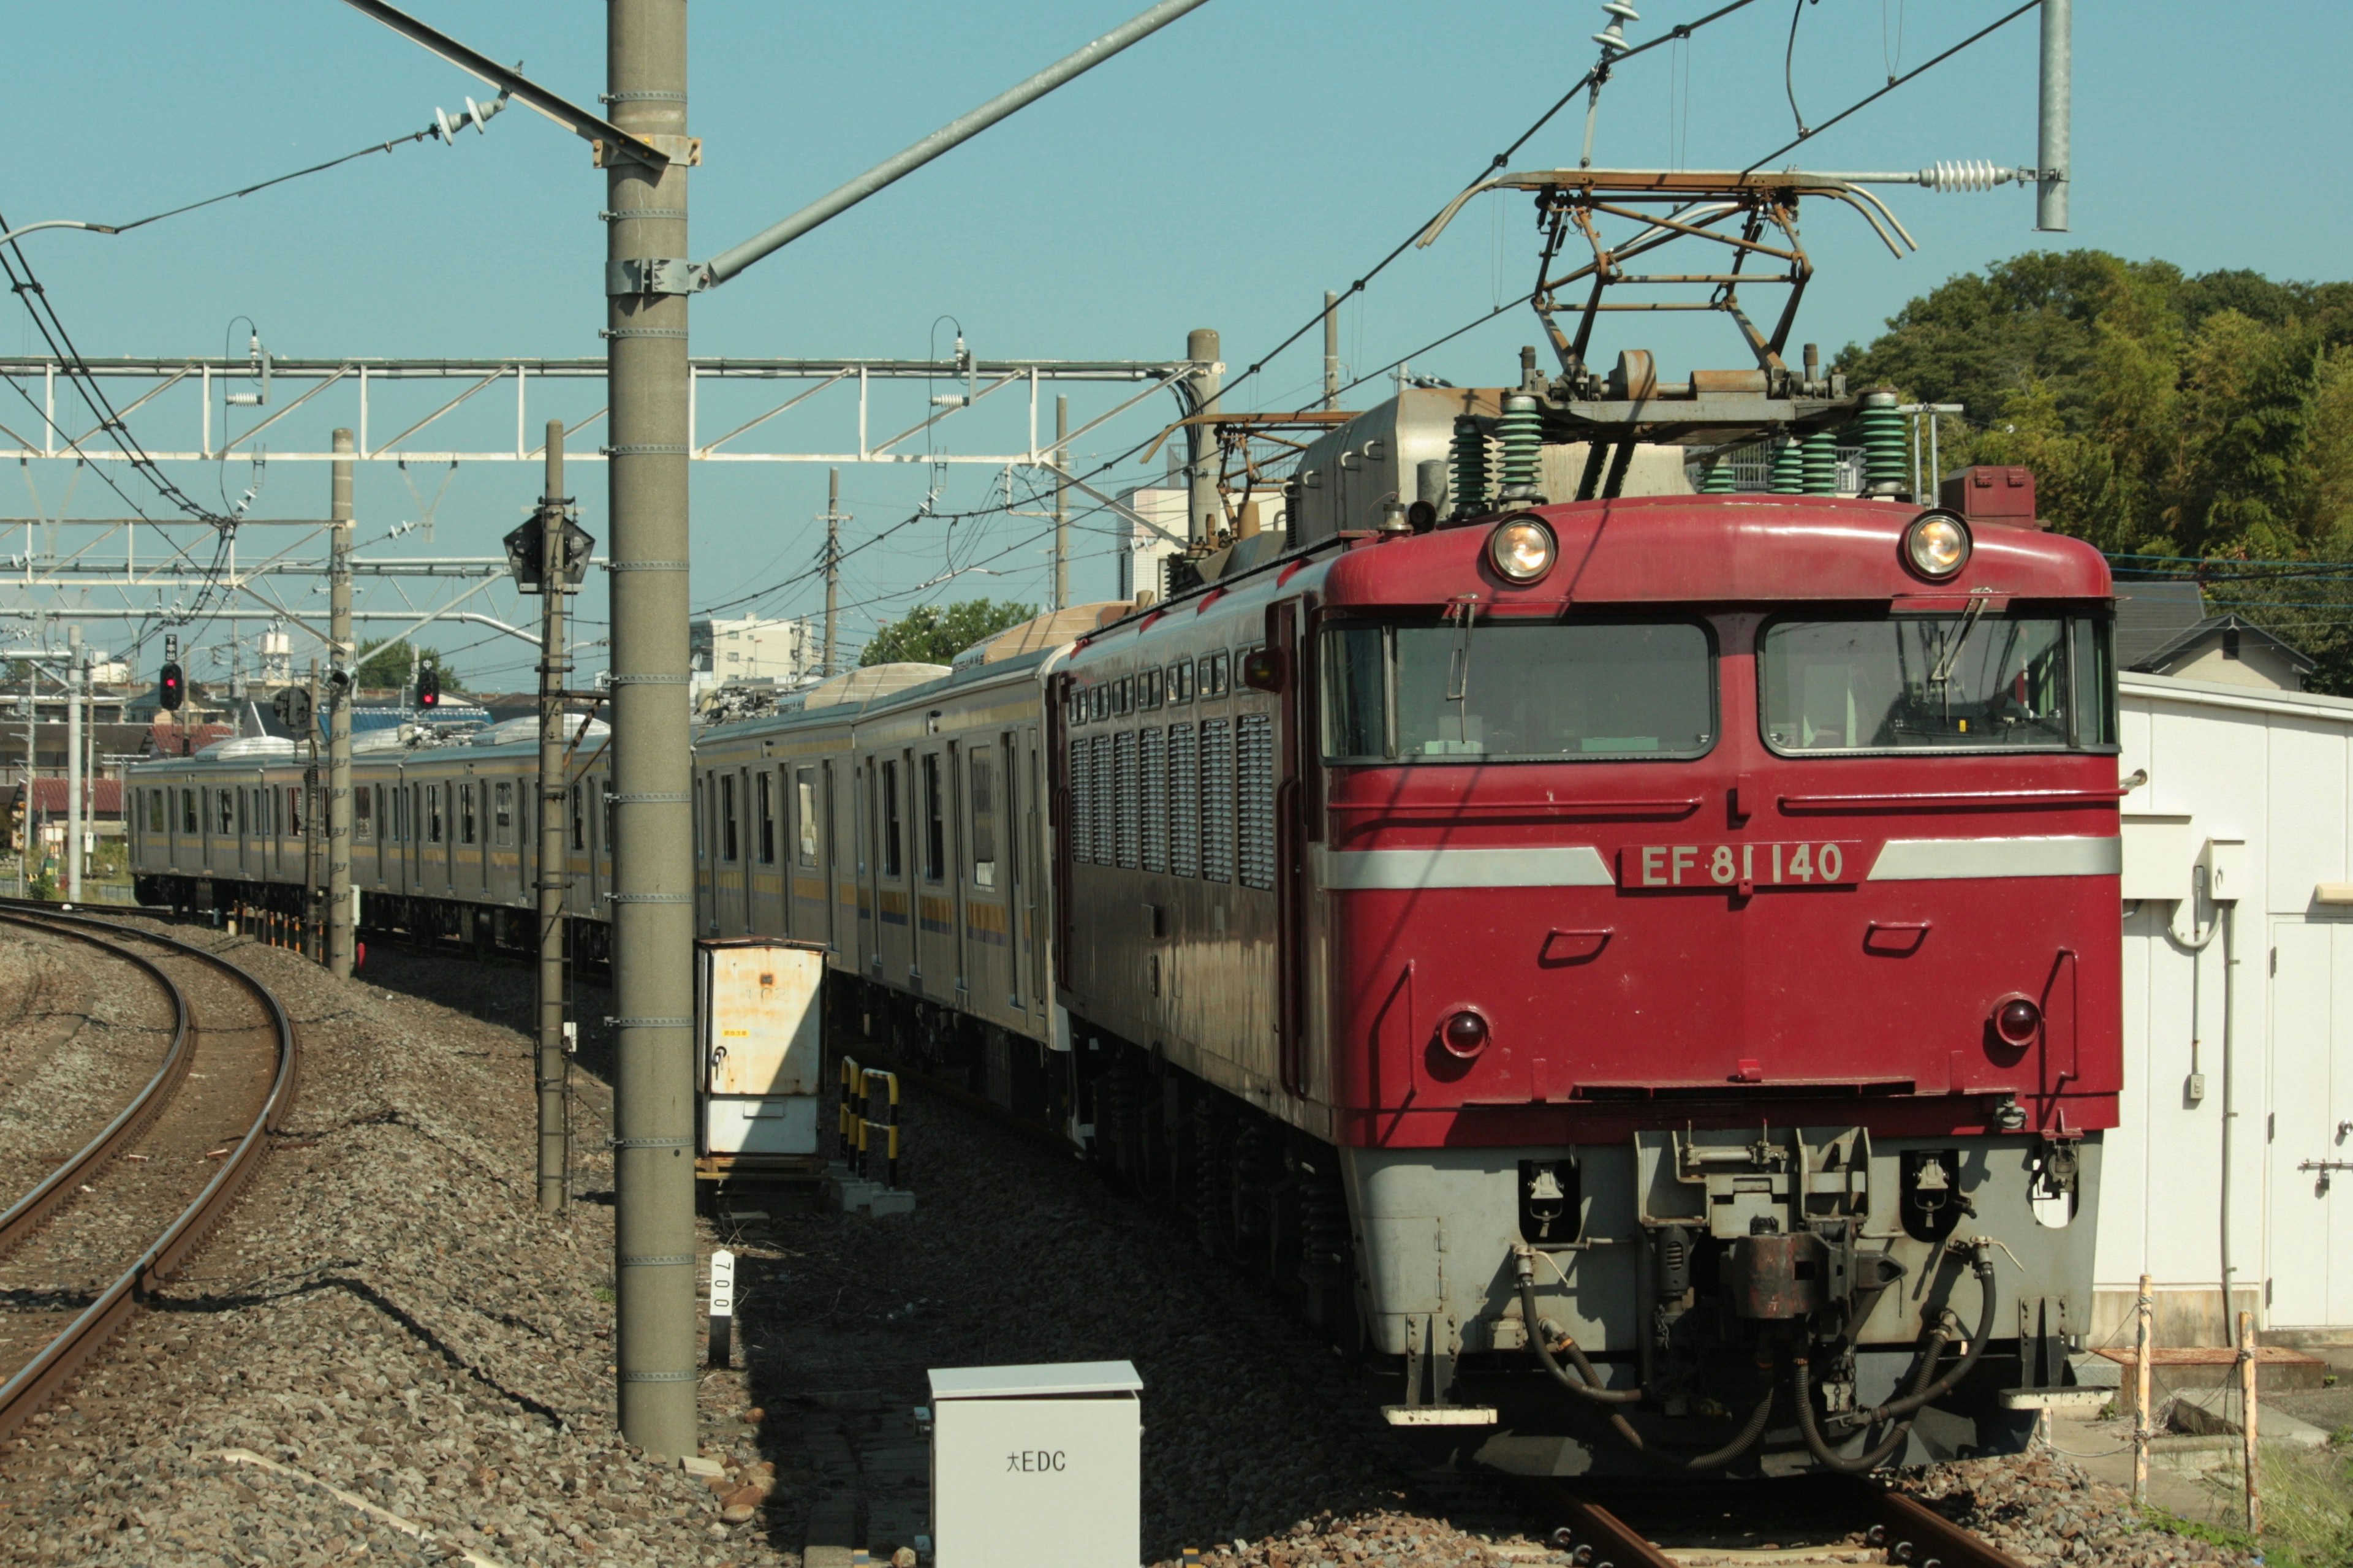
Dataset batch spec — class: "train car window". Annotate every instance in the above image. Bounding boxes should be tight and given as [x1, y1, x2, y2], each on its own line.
[797, 768, 819, 866]
[1201, 652, 1229, 697]
[1760, 613, 2109, 755]
[1113, 730, 1140, 869]
[1172, 661, 1194, 703]
[355, 787, 373, 841]
[881, 760, 904, 879]
[216, 789, 234, 835]
[920, 754, 945, 881]
[460, 783, 477, 846]
[237, 788, 249, 838]
[721, 773, 740, 862]
[602, 784, 616, 859]
[146, 789, 165, 833]
[570, 784, 585, 851]
[181, 788, 197, 834]
[969, 752, 997, 887]
[1142, 668, 1162, 709]
[1140, 727, 1167, 873]
[1322, 620, 1713, 762]
[426, 784, 444, 844]
[1091, 686, 1109, 723]
[493, 781, 514, 847]
[393, 786, 407, 843]
[694, 778, 707, 862]
[1115, 677, 1132, 716]
[1067, 739, 1093, 865]
[1200, 718, 1235, 882]
[757, 771, 777, 864]
[1238, 714, 1275, 890]
[1168, 723, 1199, 877]
[287, 786, 305, 836]
[2071, 617, 2116, 747]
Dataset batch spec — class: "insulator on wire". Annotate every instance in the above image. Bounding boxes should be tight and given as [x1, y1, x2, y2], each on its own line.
[1859, 390, 1908, 498]
[1919, 161, 2017, 192]
[1451, 416, 1492, 519]
[1592, 1, 1638, 55]
[1495, 396, 1546, 502]
[1801, 431, 1840, 496]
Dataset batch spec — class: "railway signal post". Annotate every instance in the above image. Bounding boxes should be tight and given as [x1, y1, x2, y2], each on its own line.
[522, 419, 578, 1216]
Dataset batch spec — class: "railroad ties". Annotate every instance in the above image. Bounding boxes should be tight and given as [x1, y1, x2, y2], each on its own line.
[1523, 1478, 2032, 1568]
[0, 900, 299, 1440]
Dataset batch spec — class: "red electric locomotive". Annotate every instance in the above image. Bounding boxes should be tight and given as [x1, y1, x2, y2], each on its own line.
[1050, 388, 2117, 1475]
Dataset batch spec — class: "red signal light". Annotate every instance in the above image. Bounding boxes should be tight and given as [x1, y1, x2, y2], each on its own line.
[1440, 1010, 1491, 1059]
[157, 662, 185, 711]
[418, 666, 441, 708]
[1993, 994, 2042, 1048]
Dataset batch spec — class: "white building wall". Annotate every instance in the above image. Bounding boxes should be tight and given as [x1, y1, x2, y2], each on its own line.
[2104, 672, 2353, 1345]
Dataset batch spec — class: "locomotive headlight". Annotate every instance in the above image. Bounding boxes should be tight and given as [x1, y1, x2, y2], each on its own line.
[1488, 517, 1556, 583]
[1903, 510, 1971, 580]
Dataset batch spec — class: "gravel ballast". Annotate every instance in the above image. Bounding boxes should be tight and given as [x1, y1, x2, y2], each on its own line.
[0, 920, 2272, 1567]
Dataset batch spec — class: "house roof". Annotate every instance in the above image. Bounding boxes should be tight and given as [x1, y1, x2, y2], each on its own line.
[2129, 612, 2316, 676]
[17, 779, 123, 816]
[2113, 580, 2207, 668]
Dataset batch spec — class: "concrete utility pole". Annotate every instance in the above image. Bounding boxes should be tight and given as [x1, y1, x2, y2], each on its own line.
[306, 658, 322, 960]
[822, 468, 842, 677]
[605, 0, 700, 1460]
[1322, 291, 1341, 411]
[2036, 0, 2070, 232]
[64, 627, 81, 901]
[1186, 327, 1222, 546]
[1053, 396, 1069, 610]
[328, 429, 356, 979]
[536, 419, 573, 1216]
[20, 673, 32, 896]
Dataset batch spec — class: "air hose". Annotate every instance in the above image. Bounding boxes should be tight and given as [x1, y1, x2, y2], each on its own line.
[1516, 1264, 1776, 1471]
[1793, 1239, 2000, 1473]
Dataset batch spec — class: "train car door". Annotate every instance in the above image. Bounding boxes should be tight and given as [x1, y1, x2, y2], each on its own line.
[946, 743, 971, 1009]
[2267, 920, 2353, 1326]
[819, 760, 839, 955]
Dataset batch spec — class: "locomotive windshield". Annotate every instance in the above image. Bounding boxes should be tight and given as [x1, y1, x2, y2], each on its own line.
[1760, 612, 2114, 753]
[1323, 619, 1714, 762]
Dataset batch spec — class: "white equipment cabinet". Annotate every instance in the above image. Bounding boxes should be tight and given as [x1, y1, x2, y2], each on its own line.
[695, 937, 827, 1173]
[927, 1361, 1142, 1568]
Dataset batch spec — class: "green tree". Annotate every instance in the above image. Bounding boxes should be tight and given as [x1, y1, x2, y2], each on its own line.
[1841, 249, 2353, 691]
[858, 600, 1039, 668]
[352, 638, 463, 693]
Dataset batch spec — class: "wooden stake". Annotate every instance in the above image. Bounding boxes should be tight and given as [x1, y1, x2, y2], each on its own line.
[2132, 1273, 2153, 1507]
[2239, 1308, 2260, 1535]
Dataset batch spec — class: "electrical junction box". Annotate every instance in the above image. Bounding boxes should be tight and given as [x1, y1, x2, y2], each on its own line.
[1939, 463, 2041, 526]
[2200, 837, 2248, 903]
[695, 937, 826, 1167]
[927, 1361, 1141, 1568]
[2121, 814, 2194, 903]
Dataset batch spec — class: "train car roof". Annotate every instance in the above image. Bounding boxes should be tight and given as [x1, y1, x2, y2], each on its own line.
[699, 645, 1061, 748]
[1315, 496, 2110, 610]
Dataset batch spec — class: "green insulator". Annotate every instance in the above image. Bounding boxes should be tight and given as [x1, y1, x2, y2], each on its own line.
[1858, 388, 1908, 497]
[1496, 394, 1544, 500]
[1801, 430, 1840, 495]
[1769, 439, 1805, 494]
[1450, 415, 1490, 517]
[1698, 456, 1737, 494]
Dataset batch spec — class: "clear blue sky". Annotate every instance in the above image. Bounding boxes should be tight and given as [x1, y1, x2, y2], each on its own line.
[4, 1, 2346, 689]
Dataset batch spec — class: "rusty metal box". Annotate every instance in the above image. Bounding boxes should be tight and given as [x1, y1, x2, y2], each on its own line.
[695, 937, 827, 1159]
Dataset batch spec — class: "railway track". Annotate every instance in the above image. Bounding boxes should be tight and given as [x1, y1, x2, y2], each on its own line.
[1519, 1478, 2029, 1568]
[0, 901, 299, 1441]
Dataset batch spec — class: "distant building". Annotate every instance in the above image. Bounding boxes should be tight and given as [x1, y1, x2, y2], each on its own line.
[2114, 581, 2314, 692]
[690, 615, 813, 700]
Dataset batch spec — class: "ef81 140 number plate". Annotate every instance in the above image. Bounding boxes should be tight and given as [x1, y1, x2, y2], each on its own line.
[1620, 841, 1863, 891]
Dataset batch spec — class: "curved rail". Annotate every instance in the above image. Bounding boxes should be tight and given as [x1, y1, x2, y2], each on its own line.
[0, 903, 300, 1441]
[0, 913, 194, 1260]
